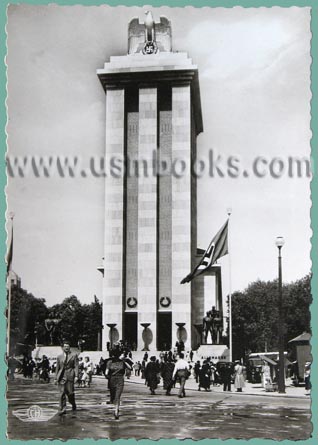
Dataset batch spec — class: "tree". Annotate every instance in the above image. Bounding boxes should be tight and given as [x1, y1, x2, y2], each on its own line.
[47, 295, 84, 346]
[9, 283, 104, 352]
[231, 275, 311, 361]
[284, 274, 312, 340]
[47, 295, 102, 349]
[81, 296, 103, 350]
[9, 285, 48, 354]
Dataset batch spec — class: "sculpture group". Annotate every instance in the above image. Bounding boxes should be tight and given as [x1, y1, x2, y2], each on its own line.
[202, 307, 223, 345]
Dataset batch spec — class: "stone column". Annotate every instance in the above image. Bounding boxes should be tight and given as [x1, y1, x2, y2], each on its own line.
[171, 84, 192, 350]
[102, 88, 125, 350]
[137, 87, 157, 351]
[215, 267, 223, 313]
[215, 266, 224, 335]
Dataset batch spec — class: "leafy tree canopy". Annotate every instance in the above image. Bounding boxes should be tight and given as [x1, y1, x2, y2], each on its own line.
[231, 274, 312, 361]
[9, 287, 102, 352]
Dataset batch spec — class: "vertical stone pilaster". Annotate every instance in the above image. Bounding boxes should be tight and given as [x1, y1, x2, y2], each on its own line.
[102, 89, 125, 350]
[158, 110, 172, 308]
[137, 87, 157, 351]
[125, 111, 139, 309]
[171, 84, 192, 350]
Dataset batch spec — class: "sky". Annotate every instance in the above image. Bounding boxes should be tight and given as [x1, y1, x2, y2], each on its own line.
[6, 5, 312, 307]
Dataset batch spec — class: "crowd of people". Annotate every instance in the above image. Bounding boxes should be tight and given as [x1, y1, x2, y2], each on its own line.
[7, 347, 247, 394]
[8, 341, 311, 420]
[7, 354, 51, 382]
[45, 340, 248, 419]
[100, 347, 247, 419]
[7, 352, 98, 386]
[126, 352, 246, 395]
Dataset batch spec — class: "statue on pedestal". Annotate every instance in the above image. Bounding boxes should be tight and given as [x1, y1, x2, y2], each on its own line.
[213, 309, 223, 344]
[202, 306, 223, 345]
[202, 311, 213, 344]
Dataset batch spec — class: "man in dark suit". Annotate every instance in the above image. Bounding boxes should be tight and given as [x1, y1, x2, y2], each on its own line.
[55, 340, 79, 415]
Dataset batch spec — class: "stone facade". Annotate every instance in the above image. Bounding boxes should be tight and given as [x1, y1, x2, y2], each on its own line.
[98, 15, 211, 351]
[102, 89, 125, 344]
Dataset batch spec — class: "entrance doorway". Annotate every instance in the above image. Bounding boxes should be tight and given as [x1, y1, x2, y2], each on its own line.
[157, 312, 172, 351]
[123, 312, 137, 350]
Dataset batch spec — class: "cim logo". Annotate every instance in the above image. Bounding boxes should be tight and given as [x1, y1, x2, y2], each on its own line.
[28, 405, 42, 420]
[13, 405, 58, 422]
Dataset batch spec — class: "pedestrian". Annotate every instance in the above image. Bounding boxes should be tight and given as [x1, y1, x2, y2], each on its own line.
[172, 353, 189, 398]
[261, 361, 272, 390]
[143, 352, 149, 362]
[22, 354, 29, 378]
[222, 363, 232, 392]
[24, 357, 30, 378]
[83, 356, 93, 387]
[55, 340, 79, 415]
[7, 356, 17, 381]
[125, 365, 131, 379]
[145, 356, 160, 395]
[194, 360, 201, 383]
[304, 362, 311, 394]
[78, 357, 84, 387]
[189, 350, 194, 362]
[100, 357, 107, 377]
[135, 361, 142, 376]
[141, 360, 146, 380]
[122, 352, 133, 379]
[106, 345, 132, 419]
[39, 355, 50, 383]
[234, 360, 245, 392]
[210, 363, 217, 386]
[27, 358, 36, 379]
[198, 360, 211, 391]
[161, 356, 175, 396]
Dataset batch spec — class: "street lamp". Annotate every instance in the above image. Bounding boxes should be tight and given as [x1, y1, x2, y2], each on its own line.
[275, 236, 285, 393]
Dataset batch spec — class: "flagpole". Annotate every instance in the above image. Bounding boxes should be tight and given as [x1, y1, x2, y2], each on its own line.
[7, 213, 14, 357]
[227, 208, 233, 363]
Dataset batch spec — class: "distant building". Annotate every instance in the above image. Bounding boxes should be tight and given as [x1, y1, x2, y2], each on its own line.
[9, 269, 21, 289]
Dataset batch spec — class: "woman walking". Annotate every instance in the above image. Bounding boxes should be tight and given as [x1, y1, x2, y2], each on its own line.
[161, 357, 175, 396]
[198, 360, 211, 391]
[261, 361, 272, 390]
[83, 356, 93, 387]
[105, 346, 132, 419]
[234, 360, 245, 392]
[145, 356, 160, 395]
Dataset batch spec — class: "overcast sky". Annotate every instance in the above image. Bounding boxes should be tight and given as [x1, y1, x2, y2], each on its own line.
[6, 5, 312, 306]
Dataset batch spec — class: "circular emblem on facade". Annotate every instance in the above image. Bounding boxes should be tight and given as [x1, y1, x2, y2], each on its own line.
[160, 296, 171, 308]
[127, 297, 138, 308]
[143, 41, 158, 55]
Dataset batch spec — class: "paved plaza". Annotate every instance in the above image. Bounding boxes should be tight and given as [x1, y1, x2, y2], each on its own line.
[7, 374, 311, 441]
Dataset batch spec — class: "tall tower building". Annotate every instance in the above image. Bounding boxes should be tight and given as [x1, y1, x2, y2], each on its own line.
[97, 13, 205, 352]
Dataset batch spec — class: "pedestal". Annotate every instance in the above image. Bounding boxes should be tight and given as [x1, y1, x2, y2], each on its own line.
[196, 344, 230, 363]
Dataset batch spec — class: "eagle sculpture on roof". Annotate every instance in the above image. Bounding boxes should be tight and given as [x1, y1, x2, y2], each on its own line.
[144, 10, 155, 42]
[128, 12, 172, 54]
